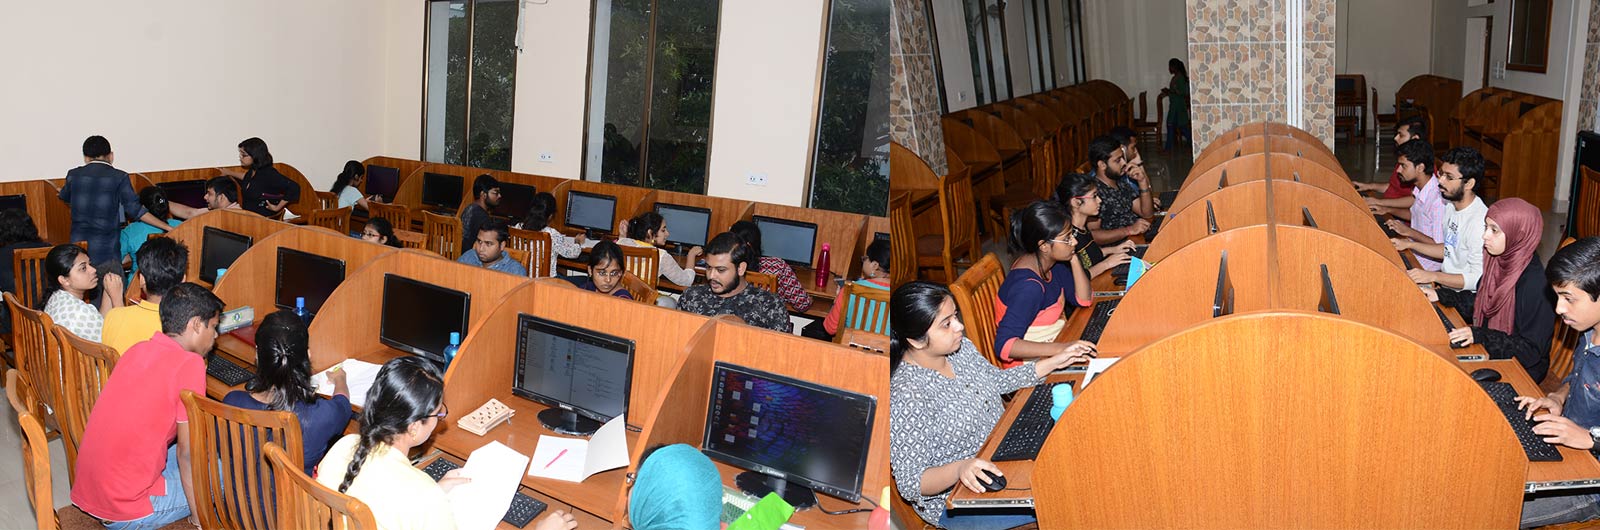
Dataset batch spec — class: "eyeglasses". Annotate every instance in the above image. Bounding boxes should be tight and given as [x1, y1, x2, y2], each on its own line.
[432, 405, 449, 421]
[1047, 237, 1075, 245]
[592, 268, 624, 278]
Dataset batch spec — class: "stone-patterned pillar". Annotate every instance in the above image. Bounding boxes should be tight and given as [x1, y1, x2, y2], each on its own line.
[891, 0, 948, 173]
[1580, 0, 1600, 131]
[1185, 0, 1336, 151]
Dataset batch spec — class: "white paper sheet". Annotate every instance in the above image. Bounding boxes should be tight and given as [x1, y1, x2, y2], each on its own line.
[526, 416, 630, 482]
[311, 359, 382, 407]
[447, 441, 531, 530]
[1082, 357, 1121, 387]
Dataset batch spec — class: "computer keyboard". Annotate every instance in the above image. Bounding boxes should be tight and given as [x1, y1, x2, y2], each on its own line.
[421, 458, 549, 527]
[1434, 304, 1456, 332]
[1478, 381, 1563, 462]
[991, 381, 1071, 462]
[206, 355, 254, 386]
[1079, 299, 1121, 343]
[1145, 215, 1166, 239]
[1376, 214, 1400, 238]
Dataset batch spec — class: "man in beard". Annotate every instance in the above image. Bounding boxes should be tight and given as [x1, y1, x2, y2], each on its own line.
[458, 173, 501, 254]
[1079, 135, 1151, 244]
[1394, 147, 1489, 317]
[677, 232, 793, 333]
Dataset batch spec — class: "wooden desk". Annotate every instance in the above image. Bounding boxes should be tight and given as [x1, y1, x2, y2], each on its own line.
[1484, 357, 1600, 491]
[558, 248, 841, 320]
[417, 453, 613, 529]
[947, 370, 1085, 510]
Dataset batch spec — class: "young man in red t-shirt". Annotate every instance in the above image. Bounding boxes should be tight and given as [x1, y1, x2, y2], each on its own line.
[70, 283, 224, 529]
[1356, 116, 1429, 199]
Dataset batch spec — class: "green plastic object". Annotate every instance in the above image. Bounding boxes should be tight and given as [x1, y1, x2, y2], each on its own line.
[726, 492, 796, 530]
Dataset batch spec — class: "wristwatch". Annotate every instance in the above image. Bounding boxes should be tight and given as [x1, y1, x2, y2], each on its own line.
[1588, 426, 1600, 445]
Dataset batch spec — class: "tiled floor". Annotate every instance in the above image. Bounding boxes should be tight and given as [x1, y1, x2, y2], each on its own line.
[0, 402, 73, 527]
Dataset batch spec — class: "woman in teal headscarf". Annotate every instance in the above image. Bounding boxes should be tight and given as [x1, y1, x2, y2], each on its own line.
[629, 444, 722, 529]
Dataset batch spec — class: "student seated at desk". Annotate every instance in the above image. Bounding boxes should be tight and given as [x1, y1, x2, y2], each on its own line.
[362, 218, 403, 248]
[516, 192, 583, 275]
[40, 243, 124, 342]
[559, 240, 633, 299]
[619, 211, 700, 289]
[168, 175, 246, 221]
[729, 220, 812, 311]
[316, 356, 577, 530]
[104, 237, 188, 354]
[1355, 115, 1428, 198]
[678, 232, 793, 333]
[121, 186, 184, 276]
[459, 174, 500, 254]
[1085, 135, 1153, 244]
[1394, 147, 1488, 315]
[0, 209, 48, 334]
[994, 202, 1095, 367]
[332, 160, 384, 211]
[627, 444, 721, 529]
[1424, 198, 1555, 381]
[802, 238, 891, 341]
[1057, 172, 1136, 279]
[224, 311, 353, 475]
[71, 283, 224, 529]
[890, 281, 1086, 530]
[1110, 126, 1162, 212]
[457, 219, 528, 276]
[1379, 139, 1445, 271]
[1512, 238, 1600, 527]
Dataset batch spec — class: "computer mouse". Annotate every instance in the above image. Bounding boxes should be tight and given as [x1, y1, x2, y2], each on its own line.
[1470, 368, 1502, 383]
[979, 469, 1006, 492]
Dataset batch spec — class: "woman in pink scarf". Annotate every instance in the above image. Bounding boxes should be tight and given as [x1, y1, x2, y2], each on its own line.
[1445, 198, 1556, 381]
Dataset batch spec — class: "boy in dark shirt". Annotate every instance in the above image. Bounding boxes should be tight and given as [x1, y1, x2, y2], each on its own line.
[459, 174, 500, 254]
[678, 232, 791, 333]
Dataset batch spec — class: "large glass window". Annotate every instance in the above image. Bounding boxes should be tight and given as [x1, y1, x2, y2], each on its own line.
[423, 0, 519, 169]
[809, 0, 890, 216]
[585, 0, 722, 193]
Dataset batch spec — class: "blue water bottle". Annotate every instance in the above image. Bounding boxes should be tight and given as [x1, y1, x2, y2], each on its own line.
[293, 297, 311, 324]
[442, 332, 461, 368]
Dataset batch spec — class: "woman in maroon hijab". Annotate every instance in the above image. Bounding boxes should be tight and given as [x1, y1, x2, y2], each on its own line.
[1438, 198, 1556, 381]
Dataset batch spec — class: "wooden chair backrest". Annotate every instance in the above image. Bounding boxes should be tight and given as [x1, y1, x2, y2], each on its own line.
[744, 271, 778, 295]
[315, 191, 338, 210]
[889, 192, 917, 286]
[1543, 237, 1584, 391]
[7, 370, 55, 530]
[838, 281, 891, 336]
[263, 442, 379, 530]
[12, 241, 86, 310]
[937, 166, 978, 266]
[5, 293, 65, 431]
[508, 227, 554, 278]
[835, 328, 890, 355]
[53, 324, 119, 482]
[182, 390, 305, 530]
[505, 248, 531, 276]
[366, 202, 412, 232]
[948, 253, 1006, 366]
[394, 229, 426, 250]
[421, 211, 462, 259]
[1028, 134, 1059, 200]
[1577, 166, 1600, 239]
[621, 245, 660, 292]
[621, 271, 658, 305]
[307, 206, 353, 236]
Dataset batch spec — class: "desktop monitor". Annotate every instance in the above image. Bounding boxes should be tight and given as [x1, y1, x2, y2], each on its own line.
[564, 190, 616, 233]
[1211, 251, 1234, 318]
[492, 182, 537, 222]
[702, 362, 876, 508]
[752, 216, 819, 269]
[1205, 200, 1219, 234]
[655, 202, 712, 249]
[365, 165, 401, 203]
[158, 180, 210, 209]
[1218, 169, 1229, 189]
[1301, 207, 1318, 228]
[379, 274, 471, 365]
[274, 247, 347, 318]
[0, 194, 25, 212]
[420, 173, 464, 210]
[1318, 264, 1341, 315]
[199, 227, 252, 284]
[510, 314, 635, 436]
[874, 231, 889, 243]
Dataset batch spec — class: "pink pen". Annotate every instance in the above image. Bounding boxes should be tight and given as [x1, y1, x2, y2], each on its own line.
[543, 449, 568, 469]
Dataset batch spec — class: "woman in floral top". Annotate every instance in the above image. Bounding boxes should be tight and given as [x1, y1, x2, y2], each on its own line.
[889, 281, 1091, 529]
[39, 243, 123, 341]
[517, 192, 582, 275]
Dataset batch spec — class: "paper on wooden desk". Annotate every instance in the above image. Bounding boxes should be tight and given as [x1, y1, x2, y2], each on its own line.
[1082, 357, 1121, 387]
[448, 441, 530, 530]
[310, 359, 382, 407]
[527, 416, 630, 482]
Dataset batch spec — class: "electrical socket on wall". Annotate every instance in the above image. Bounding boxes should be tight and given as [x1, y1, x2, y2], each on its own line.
[539, 152, 554, 163]
[746, 173, 767, 186]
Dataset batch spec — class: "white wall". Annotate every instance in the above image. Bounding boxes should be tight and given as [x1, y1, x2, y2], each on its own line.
[507, 0, 593, 180]
[0, 0, 410, 187]
[1081, 0, 1187, 115]
[1335, 0, 1434, 117]
[1431, 0, 1467, 79]
[931, 0, 981, 111]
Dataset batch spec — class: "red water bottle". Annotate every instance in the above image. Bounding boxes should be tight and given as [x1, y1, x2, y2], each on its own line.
[815, 243, 831, 288]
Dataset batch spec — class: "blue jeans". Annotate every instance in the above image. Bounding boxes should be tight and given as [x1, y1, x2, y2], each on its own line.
[937, 510, 1037, 530]
[1521, 492, 1600, 528]
[102, 444, 191, 530]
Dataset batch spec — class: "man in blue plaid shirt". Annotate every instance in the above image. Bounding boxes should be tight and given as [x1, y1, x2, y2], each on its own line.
[59, 136, 173, 268]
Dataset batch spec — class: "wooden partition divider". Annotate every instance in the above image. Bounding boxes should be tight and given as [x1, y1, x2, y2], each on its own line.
[135, 166, 224, 186]
[1033, 313, 1524, 528]
[1169, 152, 1363, 215]
[1200, 122, 1333, 157]
[631, 319, 887, 528]
[1095, 226, 1276, 354]
[1144, 180, 1401, 267]
[274, 163, 321, 218]
[745, 202, 867, 274]
[549, 179, 656, 234]
[1272, 226, 1448, 348]
[359, 156, 431, 196]
[210, 226, 400, 321]
[164, 209, 295, 283]
[390, 163, 567, 216]
[638, 191, 754, 242]
[0, 180, 72, 243]
[1191, 134, 1343, 179]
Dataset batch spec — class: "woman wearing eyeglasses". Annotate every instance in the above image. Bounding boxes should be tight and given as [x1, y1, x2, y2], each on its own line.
[992, 201, 1098, 368]
[1058, 172, 1136, 280]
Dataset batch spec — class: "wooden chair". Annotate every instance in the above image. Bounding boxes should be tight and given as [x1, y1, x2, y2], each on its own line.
[949, 253, 1006, 367]
[421, 211, 462, 259]
[12, 240, 87, 310]
[366, 202, 413, 232]
[508, 227, 554, 278]
[621, 245, 661, 292]
[505, 247, 531, 276]
[306, 206, 353, 236]
[836, 328, 889, 355]
[53, 325, 119, 483]
[1543, 237, 1584, 392]
[1132, 91, 1161, 143]
[744, 271, 778, 295]
[621, 271, 659, 306]
[1576, 166, 1600, 239]
[315, 191, 338, 210]
[394, 229, 426, 250]
[7, 369, 106, 530]
[6, 293, 66, 432]
[263, 442, 379, 530]
[889, 192, 916, 285]
[835, 280, 892, 337]
[182, 390, 305, 530]
[915, 167, 980, 282]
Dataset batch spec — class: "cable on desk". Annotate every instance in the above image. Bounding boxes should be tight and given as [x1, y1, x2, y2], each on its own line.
[817, 494, 877, 515]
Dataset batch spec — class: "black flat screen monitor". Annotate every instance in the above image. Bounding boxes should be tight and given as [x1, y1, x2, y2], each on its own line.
[379, 274, 470, 365]
[492, 182, 537, 222]
[655, 203, 712, 249]
[199, 227, 252, 284]
[511, 314, 635, 436]
[873, 231, 889, 243]
[0, 194, 25, 212]
[702, 362, 876, 508]
[1301, 206, 1318, 228]
[365, 165, 401, 203]
[420, 173, 464, 210]
[158, 180, 209, 209]
[274, 248, 346, 318]
[752, 216, 818, 269]
[565, 191, 616, 233]
[1318, 264, 1341, 315]
[1212, 251, 1233, 318]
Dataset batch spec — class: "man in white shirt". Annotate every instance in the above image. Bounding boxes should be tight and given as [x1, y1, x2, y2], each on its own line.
[1396, 147, 1488, 294]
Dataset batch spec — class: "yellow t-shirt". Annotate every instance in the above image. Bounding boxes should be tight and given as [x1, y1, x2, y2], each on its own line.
[102, 300, 162, 354]
[315, 434, 457, 530]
